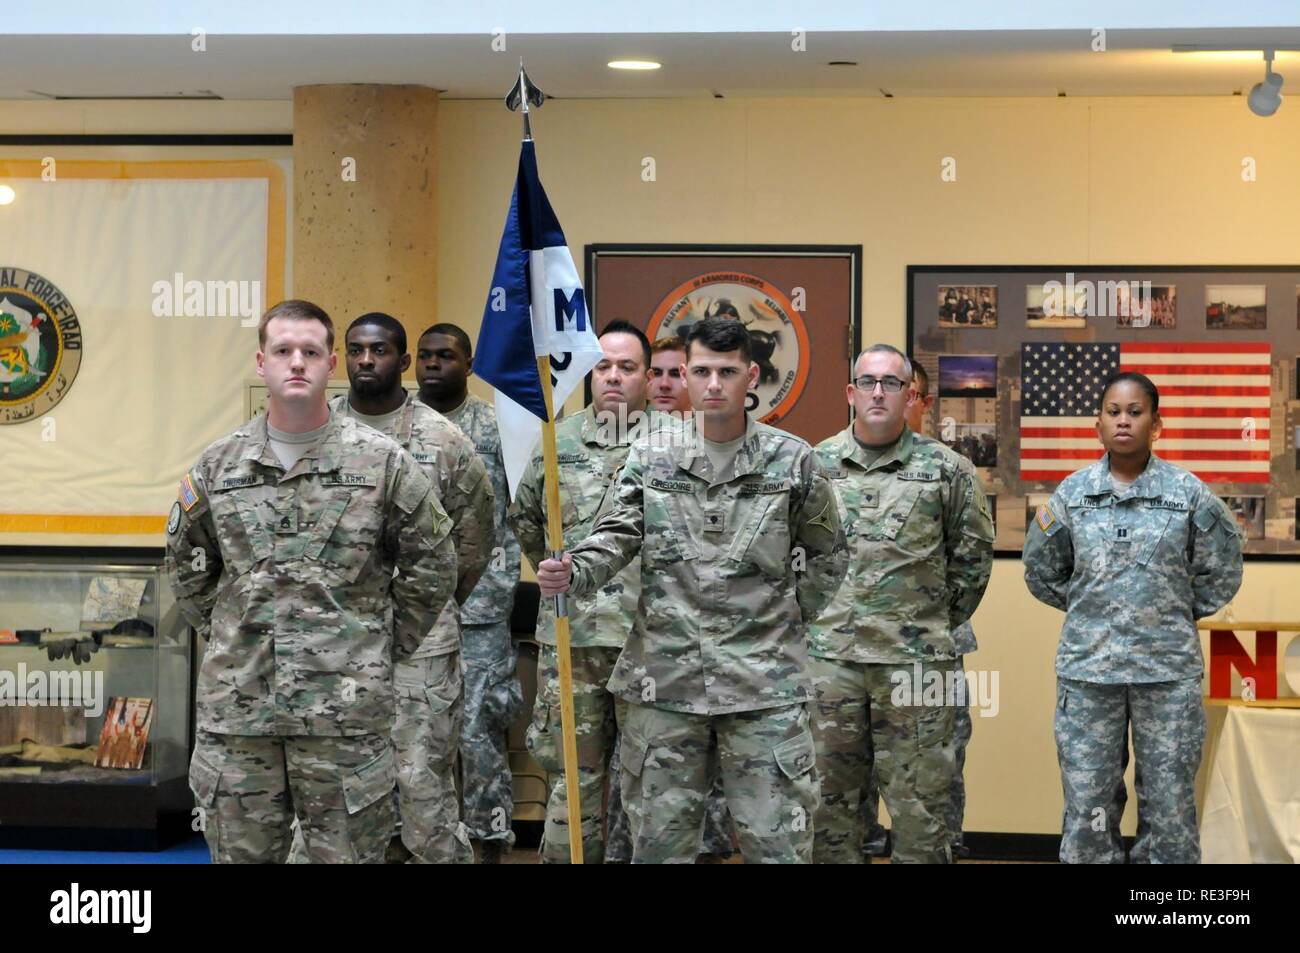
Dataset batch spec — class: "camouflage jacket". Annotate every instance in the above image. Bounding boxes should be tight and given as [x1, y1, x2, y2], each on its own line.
[508, 405, 648, 648]
[1023, 452, 1243, 683]
[442, 392, 520, 626]
[566, 415, 848, 715]
[165, 411, 456, 736]
[331, 391, 493, 611]
[809, 426, 994, 664]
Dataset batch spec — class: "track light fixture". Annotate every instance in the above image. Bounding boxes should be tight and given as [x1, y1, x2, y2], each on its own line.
[1247, 49, 1283, 116]
[1172, 44, 1291, 117]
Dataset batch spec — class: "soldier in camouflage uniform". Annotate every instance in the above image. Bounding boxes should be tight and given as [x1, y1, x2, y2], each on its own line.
[167, 300, 457, 864]
[538, 318, 847, 864]
[858, 360, 979, 859]
[810, 344, 993, 865]
[648, 335, 736, 861]
[507, 321, 655, 864]
[417, 322, 523, 863]
[321, 312, 492, 865]
[1023, 371, 1242, 864]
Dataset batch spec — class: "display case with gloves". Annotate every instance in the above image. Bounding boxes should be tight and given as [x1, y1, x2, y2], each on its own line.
[0, 549, 195, 850]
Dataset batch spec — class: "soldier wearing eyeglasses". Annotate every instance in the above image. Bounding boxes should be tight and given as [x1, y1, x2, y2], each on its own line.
[808, 344, 994, 863]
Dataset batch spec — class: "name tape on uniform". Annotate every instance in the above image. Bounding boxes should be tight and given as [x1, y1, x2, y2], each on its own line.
[320, 473, 376, 487]
[649, 477, 692, 493]
[737, 479, 791, 496]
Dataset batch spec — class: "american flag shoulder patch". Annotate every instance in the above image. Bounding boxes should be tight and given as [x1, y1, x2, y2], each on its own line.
[178, 473, 201, 512]
[1036, 503, 1056, 532]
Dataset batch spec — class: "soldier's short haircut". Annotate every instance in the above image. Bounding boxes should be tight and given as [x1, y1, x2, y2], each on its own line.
[650, 336, 686, 357]
[910, 358, 930, 396]
[259, 299, 334, 351]
[854, 344, 912, 381]
[1100, 371, 1160, 414]
[348, 312, 407, 355]
[419, 323, 473, 360]
[599, 319, 651, 367]
[685, 317, 752, 363]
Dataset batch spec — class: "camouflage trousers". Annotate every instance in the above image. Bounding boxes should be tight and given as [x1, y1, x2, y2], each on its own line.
[391, 651, 474, 863]
[460, 622, 524, 844]
[607, 727, 735, 859]
[1083, 744, 1151, 862]
[527, 645, 629, 863]
[810, 656, 956, 864]
[860, 656, 973, 856]
[189, 730, 394, 864]
[1055, 676, 1204, 864]
[1114, 745, 1150, 862]
[700, 759, 737, 858]
[619, 701, 819, 864]
[285, 652, 471, 865]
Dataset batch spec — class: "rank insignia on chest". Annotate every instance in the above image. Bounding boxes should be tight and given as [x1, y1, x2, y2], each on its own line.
[276, 508, 299, 535]
[861, 491, 879, 509]
[1114, 526, 1129, 541]
[703, 511, 725, 534]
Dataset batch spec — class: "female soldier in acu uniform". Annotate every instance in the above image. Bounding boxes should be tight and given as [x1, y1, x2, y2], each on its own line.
[1023, 371, 1243, 864]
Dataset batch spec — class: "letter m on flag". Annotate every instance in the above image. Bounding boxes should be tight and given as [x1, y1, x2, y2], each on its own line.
[554, 287, 587, 333]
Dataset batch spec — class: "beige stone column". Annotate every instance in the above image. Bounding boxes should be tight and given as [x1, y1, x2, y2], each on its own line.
[293, 84, 438, 371]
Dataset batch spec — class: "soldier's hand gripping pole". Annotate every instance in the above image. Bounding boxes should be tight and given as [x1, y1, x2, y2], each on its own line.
[537, 356, 585, 864]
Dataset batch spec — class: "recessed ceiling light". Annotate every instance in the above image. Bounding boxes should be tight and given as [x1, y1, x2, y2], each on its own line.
[0, 185, 15, 206]
[608, 60, 661, 71]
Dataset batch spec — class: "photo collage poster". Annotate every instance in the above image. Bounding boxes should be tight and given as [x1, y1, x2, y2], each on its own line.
[910, 267, 1300, 557]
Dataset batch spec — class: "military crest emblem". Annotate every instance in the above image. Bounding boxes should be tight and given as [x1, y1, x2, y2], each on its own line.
[648, 271, 810, 425]
[0, 267, 83, 423]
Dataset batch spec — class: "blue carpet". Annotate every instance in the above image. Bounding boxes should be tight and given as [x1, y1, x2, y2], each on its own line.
[0, 836, 210, 864]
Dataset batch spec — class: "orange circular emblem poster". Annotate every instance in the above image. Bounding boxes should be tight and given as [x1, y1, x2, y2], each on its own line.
[647, 271, 810, 424]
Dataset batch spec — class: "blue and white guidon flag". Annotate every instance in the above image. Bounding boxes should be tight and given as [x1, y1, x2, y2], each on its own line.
[474, 140, 603, 497]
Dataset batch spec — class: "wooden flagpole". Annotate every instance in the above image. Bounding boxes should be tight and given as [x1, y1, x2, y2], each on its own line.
[536, 356, 585, 864]
[509, 61, 582, 864]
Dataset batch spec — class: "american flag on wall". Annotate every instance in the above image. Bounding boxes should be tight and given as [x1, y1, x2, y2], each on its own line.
[1019, 342, 1271, 484]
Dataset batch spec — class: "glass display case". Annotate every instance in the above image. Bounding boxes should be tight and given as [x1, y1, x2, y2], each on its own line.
[0, 548, 195, 850]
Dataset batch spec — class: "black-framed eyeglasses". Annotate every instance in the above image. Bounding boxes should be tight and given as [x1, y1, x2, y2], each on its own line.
[854, 375, 907, 393]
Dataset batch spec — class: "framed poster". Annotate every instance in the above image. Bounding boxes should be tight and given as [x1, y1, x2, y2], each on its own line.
[585, 244, 862, 446]
[908, 265, 1300, 559]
